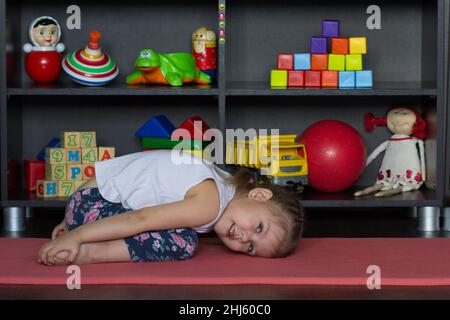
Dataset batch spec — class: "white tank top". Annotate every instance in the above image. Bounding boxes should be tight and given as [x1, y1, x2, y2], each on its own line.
[94, 150, 236, 233]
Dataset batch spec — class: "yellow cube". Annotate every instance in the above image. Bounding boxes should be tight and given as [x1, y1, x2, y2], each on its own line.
[46, 163, 67, 180]
[58, 180, 75, 197]
[82, 148, 98, 163]
[67, 164, 83, 181]
[270, 70, 288, 87]
[80, 132, 97, 148]
[46, 148, 66, 164]
[61, 132, 81, 148]
[98, 147, 115, 161]
[328, 54, 346, 71]
[349, 37, 367, 54]
[346, 54, 363, 71]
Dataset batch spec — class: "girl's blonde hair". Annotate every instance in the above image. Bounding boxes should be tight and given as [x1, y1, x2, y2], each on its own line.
[218, 167, 305, 258]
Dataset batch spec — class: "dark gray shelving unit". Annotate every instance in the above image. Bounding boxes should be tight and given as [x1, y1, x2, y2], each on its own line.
[1, 0, 449, 227]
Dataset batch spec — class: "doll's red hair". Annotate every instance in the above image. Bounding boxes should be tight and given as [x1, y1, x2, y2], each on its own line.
[364, 107, 427, 139]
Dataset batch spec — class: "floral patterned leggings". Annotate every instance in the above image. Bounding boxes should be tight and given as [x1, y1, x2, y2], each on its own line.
[65, 188, 199, 262]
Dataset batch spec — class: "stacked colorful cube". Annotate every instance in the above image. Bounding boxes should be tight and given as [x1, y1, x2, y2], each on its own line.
[270, 19, 373, 88]
[136, 115, 211, 158]
[36, 131, 116, 198]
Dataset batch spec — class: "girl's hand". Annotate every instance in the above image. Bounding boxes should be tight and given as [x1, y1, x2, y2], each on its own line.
[51, 219, 68, 240]
[38, 232, 81, 266]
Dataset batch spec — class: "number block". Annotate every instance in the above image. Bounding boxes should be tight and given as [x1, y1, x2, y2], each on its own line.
[46, 148, 66, 164]
[61, 132, 81, 148]
[80, 132, 97, 148]
[331, 38, 349, 55]
[36, 180, 58, 198]
[346, 54, 363, 71]
[321, 71, 339, 87]
[82, 148, 98, 163]
[328, 54, 346, 71]
[46, 163, 67, 181]
[98, 147, 115, 161]
[58, 181, 75, 197]
[356, 70, 373, 87]
[311, 54, 328, 71]
[339, 71, 356, 88]
[82, 164, 96, 180]
[270, 70, 288, 87]
[349, 37, 367, 54]
[277, 53, 294, 70]
[294, 53, 311, 70]
[67, 164, 83, 181]
[287, 71, 305, 87]
[305, 70, 321, 87]
[65, 148, 82, 165]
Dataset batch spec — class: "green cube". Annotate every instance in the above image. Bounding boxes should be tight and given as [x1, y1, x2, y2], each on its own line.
[328, 54, 346, 71]
[346, 54, 363, 71]
[270, 70, 288, 87]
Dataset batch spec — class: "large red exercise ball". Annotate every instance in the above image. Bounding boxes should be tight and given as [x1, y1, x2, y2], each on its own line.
[297, 120, 367, 192]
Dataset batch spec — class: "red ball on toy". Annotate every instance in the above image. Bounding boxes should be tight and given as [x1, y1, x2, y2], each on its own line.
[297, 120, 367, 192]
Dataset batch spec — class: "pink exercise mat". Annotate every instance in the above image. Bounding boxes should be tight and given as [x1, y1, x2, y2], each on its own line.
[1, 237, 450, 286]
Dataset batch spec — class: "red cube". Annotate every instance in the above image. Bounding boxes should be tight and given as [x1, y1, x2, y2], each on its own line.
[24, 160, 45, 191]
[322, 71, 339, 87]
[277, 53, 294, 70]
[305, 71, 321, 87]
[288, 70, 305, 87]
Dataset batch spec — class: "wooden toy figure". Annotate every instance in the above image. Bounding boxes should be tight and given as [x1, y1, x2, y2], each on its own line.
[354, 107, 427, 198]
[192, 27, 217, 80]
[23, 16, 65, 83]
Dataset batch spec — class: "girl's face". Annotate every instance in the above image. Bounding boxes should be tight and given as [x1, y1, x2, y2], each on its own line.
[32, 24, 58, 47]
[387, 107, 417, 135]
[213, 188, 286, 257]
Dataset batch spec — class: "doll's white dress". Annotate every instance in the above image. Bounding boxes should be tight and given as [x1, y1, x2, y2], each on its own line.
[369, 134, 425, 192]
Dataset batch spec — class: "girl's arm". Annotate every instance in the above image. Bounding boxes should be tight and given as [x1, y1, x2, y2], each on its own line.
[366, 141, 389, 167]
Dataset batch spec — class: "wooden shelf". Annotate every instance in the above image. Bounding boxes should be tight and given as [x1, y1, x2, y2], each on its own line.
[226, 81, 438, 96]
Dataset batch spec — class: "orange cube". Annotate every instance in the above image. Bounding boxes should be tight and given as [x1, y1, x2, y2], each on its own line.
[311, 54, 328, 71]
[322, 71, 339, 87]
[331, 38, 349, 55]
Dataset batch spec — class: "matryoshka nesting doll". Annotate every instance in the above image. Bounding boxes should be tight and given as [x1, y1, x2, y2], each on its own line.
[23, 16, 65, 83]
[192, 27, 217, 80]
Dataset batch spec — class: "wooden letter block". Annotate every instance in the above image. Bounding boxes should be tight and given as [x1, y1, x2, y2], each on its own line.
[98, 147, 115, 161]
[80, 132, 97, 148]
[65, 148, 82, 164]
[46, 163, 67, 180]
[36, 180, 58, 198]
[311, 54, 328, 71]
[67, 164, 83, 181]
[46, 148, 66, 164]
[58, 181, 75, 197]
[82, 148, 98, 163]
[61, 132, 81, 148]
[74, 180, 88, 191]
[82, 164, 96, 180]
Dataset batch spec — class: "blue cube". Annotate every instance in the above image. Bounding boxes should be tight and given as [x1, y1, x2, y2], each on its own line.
[294, 53, 311, 70]
[339, 71, 356, 88]
[311, 37, 328, 54]
[322, 20, 340, 38]
[356, 70, 373, 87]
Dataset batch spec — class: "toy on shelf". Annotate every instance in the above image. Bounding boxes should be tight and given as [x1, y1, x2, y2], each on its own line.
[126, 49, 211, 87]
[270, 19, 373, 89]
[192, 27, 217, 80]
[135, 115, 211, 158]
[226, 134, 308, 190]
[36, 131, 116, 198]
[297, 120, 366, 193]
[354, 107, 426, 198]
[24, 160, 45, 192]
[23, 16, 65, 83]
[62, 31, 119, 86]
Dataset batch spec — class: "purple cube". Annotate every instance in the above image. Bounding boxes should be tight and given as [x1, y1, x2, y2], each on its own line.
[311, 37, 328, 54]
[322, 19, 340, 38]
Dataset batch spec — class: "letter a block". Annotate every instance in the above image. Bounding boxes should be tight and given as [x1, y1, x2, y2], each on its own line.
[82, 164, 96, 180]
[66, 148, 81, 165]
[46, 148, 66, 165]
[80, 132, 97, 148]
[67, 165, 83, 181]
[61, 132, 81, 148]
[82, 148, 98, 163]
[98, 147, 115, 161]
[58, 181, 75, 197]
[46, 163, 67, 180]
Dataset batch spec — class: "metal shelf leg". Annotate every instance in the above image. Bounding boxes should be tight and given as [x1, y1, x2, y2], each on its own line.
[2, 207, 26, 232]
[418, 207, 440, 232]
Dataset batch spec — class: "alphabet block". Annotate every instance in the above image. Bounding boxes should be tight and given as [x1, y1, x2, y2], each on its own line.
[339, 71, 356, 88]
[46, 163, 67, 180]
[349, 37, 367, 54]
[270, 70, 288, 87]
[305, 71, 321, 87]
[311, 54, 328, 71]
[82, 164, 96, 180]
[80, 132, 97, 148]
[287, 71, 305, 87]
[66, 148, 82, 164]
[36, 180, 45, 198]
[36, 180, 58, 198]
[321, 71, 339, 87]
[328, 54, 346, 71]
[46, 148, 66, 164]
[98, 147, 115, 161]
[331, 38, 349, 55]
[277, 53, 294, 70]
[81, 148, 98, 163]
[61, 132, 81, 148]
[346, 54, 363, 71]
[294, 53, 311, 70]
[67, 164, 83, 181]
[58, 180, 75, 197]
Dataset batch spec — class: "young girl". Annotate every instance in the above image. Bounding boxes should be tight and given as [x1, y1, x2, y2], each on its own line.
[38, 150, 304, 265]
